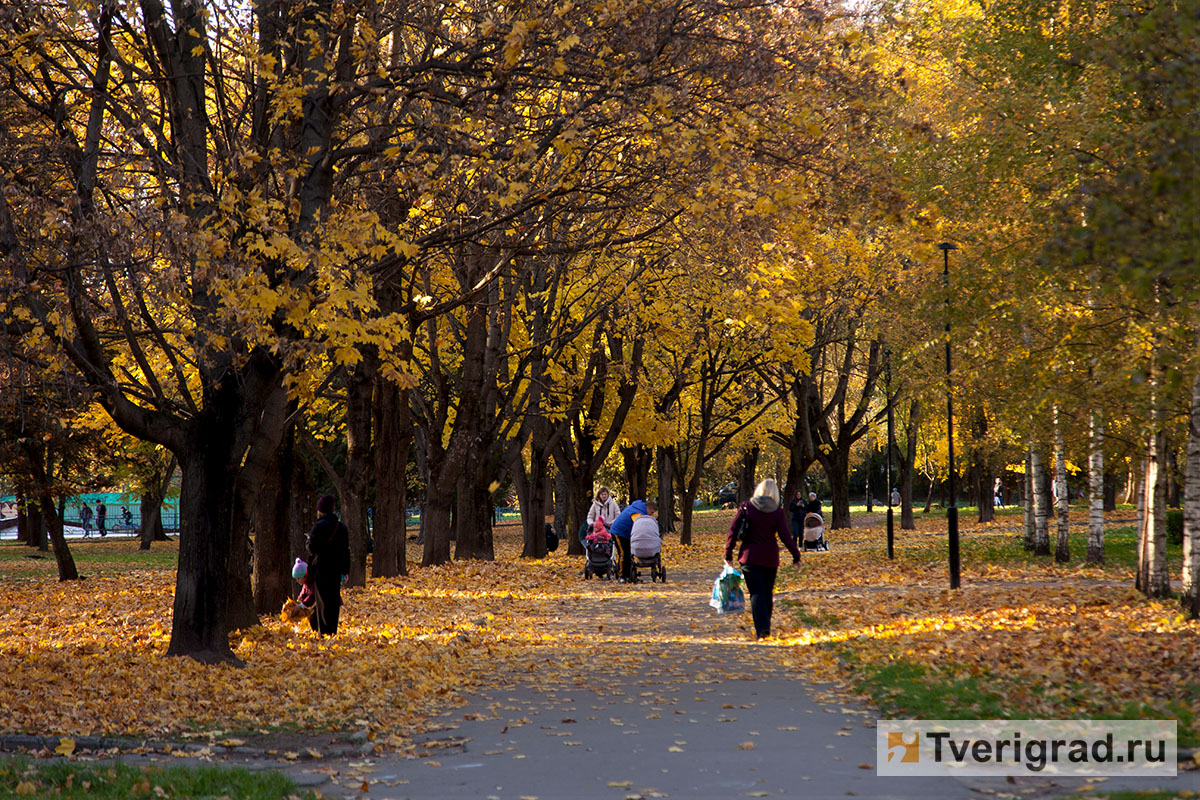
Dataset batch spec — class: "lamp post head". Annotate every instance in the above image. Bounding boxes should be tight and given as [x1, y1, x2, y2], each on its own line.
[937, 242, 959, 251]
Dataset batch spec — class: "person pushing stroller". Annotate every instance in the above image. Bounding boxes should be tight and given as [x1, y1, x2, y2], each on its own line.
[628, 500, 666, 583]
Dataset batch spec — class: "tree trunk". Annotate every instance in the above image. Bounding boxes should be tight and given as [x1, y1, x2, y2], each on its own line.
[1139, 400, 1170, 598]
[1054, 408, 1070, 563]
[454, 449, 494, 561]
[139, 455, 177, 550]
[39, 495, 78, 581]
[555, 470, 576, 555]
[252, 426, 294, 615]
[138, 493, 167, 548]
[171, 447, 245, 664]
[897, 401, 919, 530]
[424, 300, 490, 565]
[1087, 414, 1105, 564]
[821, 446, 853, 529]
[372, 377, 409, 578]
[15, 494, 29, 544]
[656, 445, 676, 534]
[1103, 466, 1119, 511]
[974, 410, 994, 523]
[1031, 449, 1050, 556]
[738, 445, 759, 503]
[1024, 449, 1035, 549]
[227, 498, 257, 631]
[25, 501, 45, 550]
[517, 444, 550, 559]
[341, 363, 375, 587]
[1181, 347, 1200, 618]
[621, 445, 651, 502]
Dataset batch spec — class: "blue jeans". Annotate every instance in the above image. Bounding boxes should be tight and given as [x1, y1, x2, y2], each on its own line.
[741, 564, 778, 639]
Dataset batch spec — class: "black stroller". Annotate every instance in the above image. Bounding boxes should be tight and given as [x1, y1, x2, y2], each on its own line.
[583, 530, 618, 579]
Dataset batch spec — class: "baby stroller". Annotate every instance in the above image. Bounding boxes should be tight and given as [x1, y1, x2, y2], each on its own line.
[630, 550, 666, 584]
[583, 529, 618, 579]
[802, 512, 829, 551]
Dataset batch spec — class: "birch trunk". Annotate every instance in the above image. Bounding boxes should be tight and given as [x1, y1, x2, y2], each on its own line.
[1054, 408, 1070, 563]
[1138, 391, 1170, 598]
[1024, 449, 1035, 549]
[1087, 414, 1105, 564]
[1032, 449, 1050, 555]
[1182, 342, 1200, 617]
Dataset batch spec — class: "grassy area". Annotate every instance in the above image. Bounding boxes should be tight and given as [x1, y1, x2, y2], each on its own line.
[0, 756, 315, 799]
[0, 539, 177, 580]
[955, 524, 1182, 576]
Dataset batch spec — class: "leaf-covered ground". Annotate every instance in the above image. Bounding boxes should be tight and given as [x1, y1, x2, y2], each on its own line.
[1, 507, 1196, 753]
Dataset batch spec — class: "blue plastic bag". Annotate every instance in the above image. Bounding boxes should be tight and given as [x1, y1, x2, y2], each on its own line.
[709, 564, 745, 614]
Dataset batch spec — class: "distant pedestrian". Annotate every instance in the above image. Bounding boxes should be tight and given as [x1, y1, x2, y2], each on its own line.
[95, 501, 107, 537]
[804, 492, 821, 517]
[787, 490, 806, 542]
[725, 479, 801, 640]
[79, 503, 93, 537]
[890, 487, 901, 508]
[305, 494, 351, 635]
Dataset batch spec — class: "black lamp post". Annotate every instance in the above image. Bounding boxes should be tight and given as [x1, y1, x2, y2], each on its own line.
[939, 241, 960, 590]
[885, 348, 895, 560]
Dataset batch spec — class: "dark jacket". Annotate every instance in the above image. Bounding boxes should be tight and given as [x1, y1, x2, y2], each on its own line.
[306, 513, 351, 584]
[788, 497, 806, 523]
[725, 497, 801, 568]
[804, 498, 821, 516]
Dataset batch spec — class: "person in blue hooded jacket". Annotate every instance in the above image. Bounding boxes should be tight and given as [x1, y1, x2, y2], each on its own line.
[608, 499, 647, 582]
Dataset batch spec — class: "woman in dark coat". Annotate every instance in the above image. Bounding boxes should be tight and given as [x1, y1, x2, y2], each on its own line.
[725, 479, 801, 640]
[306, 494, 351, 635]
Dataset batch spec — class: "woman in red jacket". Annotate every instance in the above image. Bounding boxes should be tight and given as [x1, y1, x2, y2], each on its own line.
[724, 479, 801, 640]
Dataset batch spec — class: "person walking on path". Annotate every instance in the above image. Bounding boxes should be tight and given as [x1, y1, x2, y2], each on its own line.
[787, 490, 805, 543]
[725, 479, 801, 640]
[79, 503, 93, 537]
[609, 498, 647, 582]
[95, 501, 107, 537]
[305, 494, 352, 635]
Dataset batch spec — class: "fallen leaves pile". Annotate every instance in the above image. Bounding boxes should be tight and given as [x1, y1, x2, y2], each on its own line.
[774, 511, 1200, 743]
[1, 507, 1196, 750]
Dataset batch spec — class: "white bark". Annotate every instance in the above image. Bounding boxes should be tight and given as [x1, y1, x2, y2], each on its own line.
[1024, 448, 1035, 549]
[1054, 407, 1070, 562]
[1139, 391, 1170, 598]
[1032, 448, 1050, 555]
[1182, 334, 1200, 617]
[1087, 413, 1105, 564]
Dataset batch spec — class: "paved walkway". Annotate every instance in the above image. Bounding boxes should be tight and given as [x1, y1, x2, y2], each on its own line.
[118, 564, 1199, 800]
